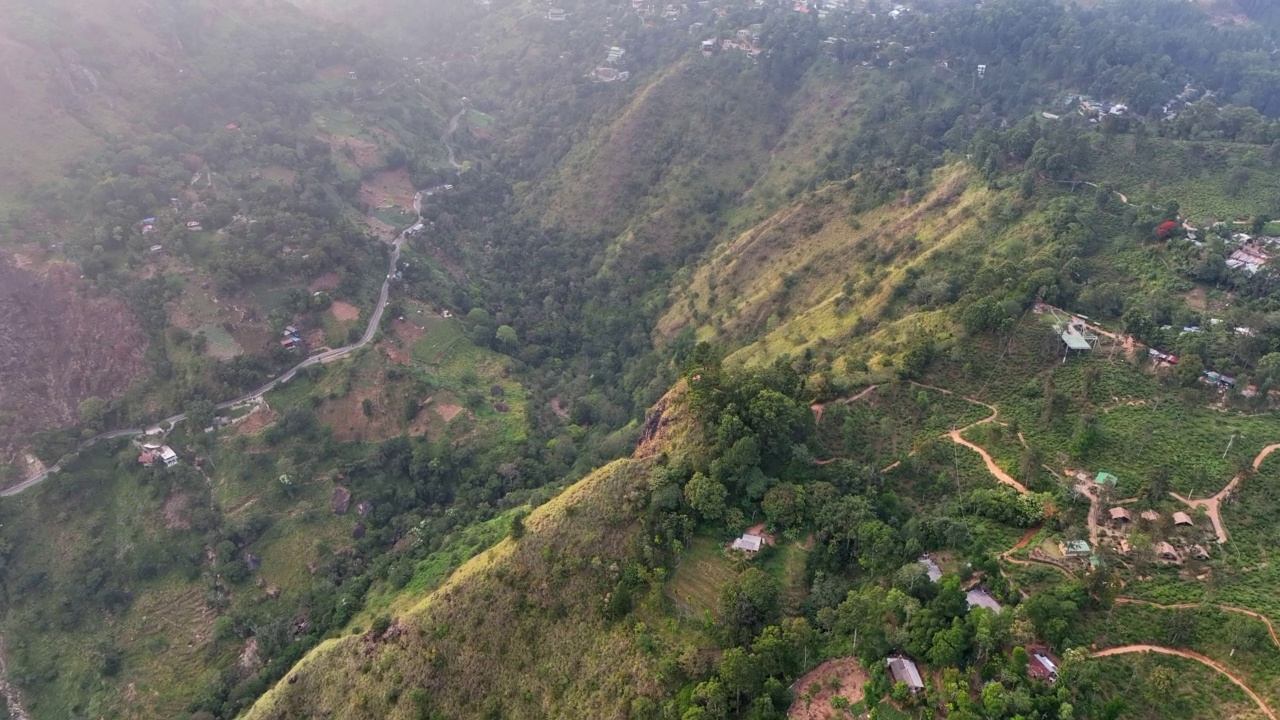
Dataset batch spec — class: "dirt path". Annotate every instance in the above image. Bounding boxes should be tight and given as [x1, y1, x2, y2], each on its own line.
[912, 383, 1028, 494]
[811, 384, 878, 425]
[1114, 598, 1280, 651]
[1170, 443, 1280, 544]
[999, 527, 1074, 580]
[1073, 478, 1103, 546]
[1090, 645, 1276, 720]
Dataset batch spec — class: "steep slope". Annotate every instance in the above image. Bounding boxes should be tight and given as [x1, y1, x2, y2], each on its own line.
[244, 392, 689, 720]
[657, 164, 999, 368]
[0, 253, 147, 458]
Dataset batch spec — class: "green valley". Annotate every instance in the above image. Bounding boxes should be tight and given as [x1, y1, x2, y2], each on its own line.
[6, 0, 1280, 719]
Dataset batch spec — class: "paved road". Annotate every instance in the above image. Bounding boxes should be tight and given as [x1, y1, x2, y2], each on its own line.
[444, 108, 465, 169]
[2, 226, 408, 498]
[2, 98, 469, 499]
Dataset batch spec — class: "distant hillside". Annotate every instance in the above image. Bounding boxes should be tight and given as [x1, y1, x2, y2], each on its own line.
[0, 0, 300, 204]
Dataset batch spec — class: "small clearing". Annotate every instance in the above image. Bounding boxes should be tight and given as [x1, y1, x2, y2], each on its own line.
[233, 408, 278, 436]
[308, 272, 341, 293]
[744, 523, 777, 546]
[259, 165, 297, 184]
[318, 133, 381, 169]
[788, 657, 868, 720]
[162, 492, 191, 530]
[359, 167, 417, 211]
[392, 318, 426, 345]
[331, 301, 360, 322]
[435, 403, 464, 422]
[315, 64, 354, 81]
[551, 397, 571, 420]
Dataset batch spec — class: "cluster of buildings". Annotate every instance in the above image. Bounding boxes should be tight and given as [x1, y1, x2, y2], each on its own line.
[138, 214, 205, 238]
[1202, 370, 1237, 390]
[1221, 233, 1278, 274]
[138, 444, 179, 469]
[1075, 471, 1214, 566]
[699, 27, 763, 57]
[591, 46, 631, 82]
[882, 554, 1056, 695]
[281, 325, 304, 352]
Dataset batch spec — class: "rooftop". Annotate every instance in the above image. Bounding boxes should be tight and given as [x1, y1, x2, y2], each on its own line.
[966, 588, 1002, 614]
[731, 534, 764, 553]
[886, 656, 925, 690]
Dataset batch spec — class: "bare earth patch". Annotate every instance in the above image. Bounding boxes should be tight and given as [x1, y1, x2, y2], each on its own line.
[359, 167, 416, 211]
[788, 657, 869, 720]
[305, 329, 328, 351]
[330, 301, 360, 323]
[233, 408, 278, 437]
[551, 397, 571, 420]
[318, 134, 381, 169]
[315, 64, 354, 81]
[393, 318, 426, 345]
[259, 165, 297, 185]
[162, 492, 191, 530]
[435, 403, 464, 422]
[308, 272, 341, 293]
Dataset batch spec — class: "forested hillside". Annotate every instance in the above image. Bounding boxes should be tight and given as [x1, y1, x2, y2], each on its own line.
[7, 0, 1280, 719]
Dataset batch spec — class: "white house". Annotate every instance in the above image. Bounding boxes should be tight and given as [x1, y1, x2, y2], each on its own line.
[731, 534, 764, 553]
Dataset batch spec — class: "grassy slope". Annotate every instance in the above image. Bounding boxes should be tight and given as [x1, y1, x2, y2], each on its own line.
[244, 393, 693, 720]
[534, 56, 784, 267]
[658, 164, 997, 367]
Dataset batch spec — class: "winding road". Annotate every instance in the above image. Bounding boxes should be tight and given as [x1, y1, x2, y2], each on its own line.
[1169, 442, 1280, 544]
[1114, 597, 1280, 651]
[1, 233, 407, 498]
[1089, 645, 1277, 719]
[910, 382, 1029, 494]
[2, 101, 471, 498]
[444, 108, 466, 169]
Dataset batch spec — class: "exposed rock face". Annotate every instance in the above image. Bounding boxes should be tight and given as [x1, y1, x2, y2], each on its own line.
[331, 486, 352, 515]
[0, 254, 148, 455]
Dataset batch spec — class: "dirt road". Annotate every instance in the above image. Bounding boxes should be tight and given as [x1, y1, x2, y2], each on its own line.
[911, 382, 1029, 494]
[811, 384, 878, 425]
[1074, 479, 1102, 546]
[1114, 597, 1280, 651]
[999, 526, 1073, 579]
[1169, 442, 1280, 544]
[1090, 645, 1276, 720]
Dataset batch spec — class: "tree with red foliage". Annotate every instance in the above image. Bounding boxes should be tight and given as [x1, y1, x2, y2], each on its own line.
[1155, 221, 1178, 240]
